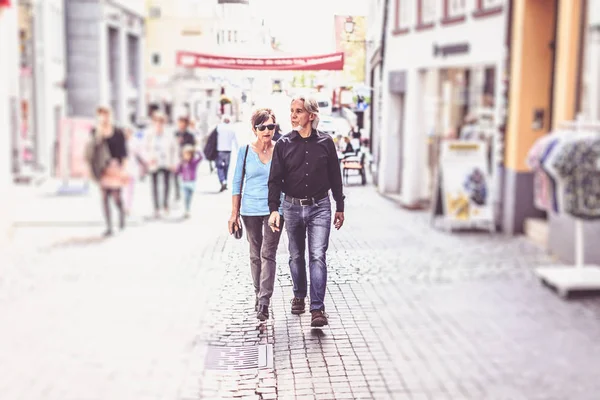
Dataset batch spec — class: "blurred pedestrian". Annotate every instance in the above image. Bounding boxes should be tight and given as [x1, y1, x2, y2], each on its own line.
[228, 108, 284, 321]
[216, 115, 238, 192]
[143, 111, 178, 218]
[267, 97, 345, 327]
[342, 136, 355, 154]
[85, 105, 128, 237]
[176, 144, 203, 218]
[174, 116, 197, 203]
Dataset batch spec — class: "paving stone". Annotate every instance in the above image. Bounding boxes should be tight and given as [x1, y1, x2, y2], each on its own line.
[4, 173, 600, 400]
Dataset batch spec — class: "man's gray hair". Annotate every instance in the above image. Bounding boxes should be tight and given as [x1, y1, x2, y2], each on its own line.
[291, 96, 320, 129]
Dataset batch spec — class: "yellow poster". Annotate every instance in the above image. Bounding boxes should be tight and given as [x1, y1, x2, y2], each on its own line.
[440, 141, 493, 223]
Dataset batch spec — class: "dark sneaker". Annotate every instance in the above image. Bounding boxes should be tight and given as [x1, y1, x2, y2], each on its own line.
[257, 305, 269, 321]
[103, 229, 113, 237]
[311, 310, 328, 327]
[291, 297, 305, 315]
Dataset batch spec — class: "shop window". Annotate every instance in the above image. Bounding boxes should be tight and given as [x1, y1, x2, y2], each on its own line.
[577, 4, 600, 121]
[393, 0, 412, 35]
[416, 0, 436, 30]
[441, 0, 466, 25]
[473, 0, 503, 18]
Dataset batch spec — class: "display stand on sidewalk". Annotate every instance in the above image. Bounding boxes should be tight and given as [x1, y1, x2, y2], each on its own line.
[430, 140, 496, 234]
[536, 219, 600, 298]
[535, 118, 600, 298]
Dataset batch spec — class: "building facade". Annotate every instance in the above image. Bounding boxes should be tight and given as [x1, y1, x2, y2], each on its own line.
[65, 0, 146, 125]
[0, 0, 20, 244]
[144, 0, 276, 128]
[375, 0, 508, 210]
[504, 0, 600, 263]
[145, 0, 219, 125]
[366, 0, 387, 186]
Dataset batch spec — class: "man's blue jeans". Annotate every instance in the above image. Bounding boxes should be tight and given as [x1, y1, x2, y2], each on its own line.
[216, 151, 231, 184]
[283, 196, 332, 312]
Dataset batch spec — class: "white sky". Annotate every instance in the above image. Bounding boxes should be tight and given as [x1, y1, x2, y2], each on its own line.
[250, 0, 370, 55]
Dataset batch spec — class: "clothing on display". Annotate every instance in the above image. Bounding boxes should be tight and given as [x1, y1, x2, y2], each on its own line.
[526, 128, 600, 220]
[552, 137, 600, 219]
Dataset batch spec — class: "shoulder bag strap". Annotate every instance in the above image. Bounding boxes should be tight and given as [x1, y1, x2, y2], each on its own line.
[238, 145, 250, 215]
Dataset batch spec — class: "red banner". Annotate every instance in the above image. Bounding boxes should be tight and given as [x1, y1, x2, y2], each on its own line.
[176, 51, 344, 71]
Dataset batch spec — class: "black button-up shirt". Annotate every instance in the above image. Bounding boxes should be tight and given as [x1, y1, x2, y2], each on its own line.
[268, 129, 345, 212]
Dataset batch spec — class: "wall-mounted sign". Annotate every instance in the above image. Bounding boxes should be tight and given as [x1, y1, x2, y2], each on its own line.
[388, 70, 406, 94]
[433, 43, 470, 58]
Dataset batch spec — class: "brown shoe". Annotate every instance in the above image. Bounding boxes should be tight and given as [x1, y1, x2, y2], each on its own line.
[257, 305, 269, 321]
[291, 297, 305, 315]
[311, 310, 328, 327]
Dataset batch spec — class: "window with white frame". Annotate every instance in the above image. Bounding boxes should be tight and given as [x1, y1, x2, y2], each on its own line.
[395, 0, 412, 30]
[419, 0, 436, 25]
[447, 0, 466, 18]
[481, 0, 503, 9]
[148, 6, 161, 18]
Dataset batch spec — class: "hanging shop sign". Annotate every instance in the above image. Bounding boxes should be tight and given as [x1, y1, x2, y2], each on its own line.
[176, 51, 344, 71]
[434, 140, 494, 227]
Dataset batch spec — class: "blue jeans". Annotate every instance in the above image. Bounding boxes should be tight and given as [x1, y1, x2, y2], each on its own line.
[216, 151, 231, 184]
[181, 181, 195, 212]
[283, 196, 332, 312]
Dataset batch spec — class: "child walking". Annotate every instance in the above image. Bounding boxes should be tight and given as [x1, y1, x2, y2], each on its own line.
[177, 144, 203, 218]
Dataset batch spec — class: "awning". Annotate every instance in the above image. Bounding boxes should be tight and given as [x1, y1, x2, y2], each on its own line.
[176, 51, 344, 71]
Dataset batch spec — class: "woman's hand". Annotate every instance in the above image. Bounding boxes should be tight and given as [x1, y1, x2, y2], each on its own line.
[228, 214, 241, 234]
[268, 211, 281, 233]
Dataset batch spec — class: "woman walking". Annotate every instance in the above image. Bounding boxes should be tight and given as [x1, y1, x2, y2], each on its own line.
[86, 105, 128, 237]
[228, 108, 284, 321]
[143, 111, 178, 218]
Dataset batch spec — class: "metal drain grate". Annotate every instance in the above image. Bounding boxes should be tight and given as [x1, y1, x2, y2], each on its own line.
[204, 344, 273, 370]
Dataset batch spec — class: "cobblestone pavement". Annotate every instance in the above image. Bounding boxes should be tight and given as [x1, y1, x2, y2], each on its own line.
[3, 170, 600, 400]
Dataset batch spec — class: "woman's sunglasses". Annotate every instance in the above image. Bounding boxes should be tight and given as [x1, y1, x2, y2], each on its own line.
[255, 124, 277, 131]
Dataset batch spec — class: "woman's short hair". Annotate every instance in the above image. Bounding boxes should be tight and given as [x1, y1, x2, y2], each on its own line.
[290, 96, 320, 129]
[251, 108, 277, 128]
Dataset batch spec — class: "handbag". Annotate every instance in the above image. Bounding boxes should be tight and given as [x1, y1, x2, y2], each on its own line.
[233, 145, 250, 239]
[86, 129, 112, 182]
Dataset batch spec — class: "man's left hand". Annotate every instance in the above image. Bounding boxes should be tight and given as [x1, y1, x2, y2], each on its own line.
[334, 212, 344, 230]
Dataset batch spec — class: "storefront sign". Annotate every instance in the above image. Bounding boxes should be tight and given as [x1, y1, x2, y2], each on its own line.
[439, 140, 494, 223]
[57, 118, 94, 179]
[176, 51, 344, 71]
[388, 70, 406, 94]
[218, 0, 249, 3]
[433, 43, 470, 58]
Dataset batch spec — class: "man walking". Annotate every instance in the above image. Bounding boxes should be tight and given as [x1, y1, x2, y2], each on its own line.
[216, 115, 238, 192]
[268, 97, 345, 327]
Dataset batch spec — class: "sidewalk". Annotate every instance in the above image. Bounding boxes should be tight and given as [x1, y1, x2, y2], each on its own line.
[3, 175, 600, 399]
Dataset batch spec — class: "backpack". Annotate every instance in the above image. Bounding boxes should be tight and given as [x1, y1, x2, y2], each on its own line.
[85, 129, 112, 181]
[203, 127, 218, 161]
